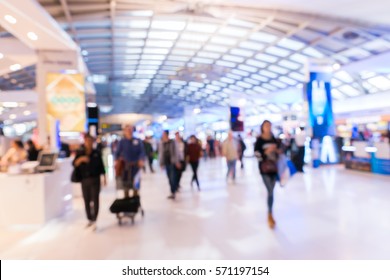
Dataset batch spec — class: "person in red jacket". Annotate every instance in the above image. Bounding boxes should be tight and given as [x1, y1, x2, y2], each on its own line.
[186, 135, 202, 190]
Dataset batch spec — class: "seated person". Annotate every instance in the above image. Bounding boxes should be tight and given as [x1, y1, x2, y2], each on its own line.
[25, 139, 40, 161]
[0, 140, 27, 168]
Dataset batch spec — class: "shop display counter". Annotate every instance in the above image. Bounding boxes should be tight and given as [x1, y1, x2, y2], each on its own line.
[0, 158, 73, 226]
[343, 141, 390, 175]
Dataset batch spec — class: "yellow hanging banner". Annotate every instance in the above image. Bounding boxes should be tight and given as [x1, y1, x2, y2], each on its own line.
[46, 73, 86, 132]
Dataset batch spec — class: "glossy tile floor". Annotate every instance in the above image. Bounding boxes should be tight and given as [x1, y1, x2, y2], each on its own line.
[1, 157, 389, 260]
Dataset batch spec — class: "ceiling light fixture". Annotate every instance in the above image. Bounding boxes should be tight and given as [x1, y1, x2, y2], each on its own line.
[23, 110, 31, 116]
[0, 53, 3, 59]
[4, 15, 17, 24]
[9, 114, 17, 120]
[81, 50, 88, 56]
[9, 64, 21, 71]
[27, 32, 38, 41]
[2, 102, 18, 108]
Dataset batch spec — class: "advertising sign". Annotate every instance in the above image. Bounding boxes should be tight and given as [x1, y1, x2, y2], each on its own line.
[46, 73, 86, 132]
[306, 72, 335, 139]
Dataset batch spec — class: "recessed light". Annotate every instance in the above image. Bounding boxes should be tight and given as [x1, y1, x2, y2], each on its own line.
[0, 53, 3, 59]
[23, 110, 31, 116]
[9, 114, 17, 120]
[81, 50, 88, 56]
[27, 32, 38, 41]
[4, 15, 17, 24]
[10, 64, 21, 71]
[2, 102, 18, 108]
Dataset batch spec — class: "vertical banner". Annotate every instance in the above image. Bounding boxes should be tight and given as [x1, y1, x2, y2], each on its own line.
[306, 70, 338, 166]
[306, 72, 335, 138]
[46, 73, 86, 132]
[230, 107, 244, 132]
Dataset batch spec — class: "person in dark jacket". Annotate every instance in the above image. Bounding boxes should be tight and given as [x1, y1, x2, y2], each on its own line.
[73, 134, 106, 230]
[143, 136, 155, 173]
[159, 130, 181, 200]
[254, 120, 281, 229]
[25, 139, 40, 161]
[186, 135, 202, 190]
[238, 134, 247, 169]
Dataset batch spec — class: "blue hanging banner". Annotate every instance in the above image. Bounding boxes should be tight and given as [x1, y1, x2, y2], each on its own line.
[306, 72, 335, 139]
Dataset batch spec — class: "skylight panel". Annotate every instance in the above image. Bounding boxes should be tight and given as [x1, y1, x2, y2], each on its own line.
[145, 40, 173, 48]
[211, 36, 237, 46]
[148, 31, 178, 40]
[260, 70, 278, 79]
[204, 44, 228, 53]
[219, 26, 248, 37]
[143, 48, 170, 54]
[246, 59, 267, 68]
[151, 20, 186, 31]
[268, 65, 289, 75]
[142, 54, 165, 60]
[250, 31, 277, 43]
[251, 74, 269, 82]
[302, 47, 324, 58]
[232, 69, 250, 77]
[128, 31, 148, 38]
[128, 20, 150, 29]
[230, 48, 254, 57]
[255, 53, 278, 63]
[239, 41, 265, 51]
[223, 55, 245, 63]
[192, 57, 214, 64]
[221, 77, 235, 84]
[181, 33, 210, 42]
[238, 65, 257, 73]
[279, 59, 301, 70]
[237, 81, 252, 89]
[338, 84, 361, 96]
[186, 22, 218, 33]
[244, 78, 260, 86]
[197, 51, 221, 59]
[277, 38, 305, 51]
[367, 76, 390, 90]
[216, 60, 236, 68]
[265, 46, 291, 57]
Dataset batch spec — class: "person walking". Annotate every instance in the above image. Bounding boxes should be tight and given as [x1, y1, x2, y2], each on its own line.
[159, 130, 181, 200]
[73, 134, 106, 230]
[294, 126, 306, 172]
[222, 131, 239, 183]
[115, 125, 145, 198]
[174, 132, 186, 190]
[186, 135, 202, 190]
[143, 136, 155, 173]
[237, 134, 247, 169]
[254, 120, 280, 229]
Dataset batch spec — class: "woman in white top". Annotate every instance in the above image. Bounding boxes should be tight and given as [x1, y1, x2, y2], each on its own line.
[1, 140, 27, 167]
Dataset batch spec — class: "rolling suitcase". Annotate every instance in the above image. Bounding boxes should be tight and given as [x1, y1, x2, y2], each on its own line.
[110, 162, 144, 225]
[109, 194, 144, 225]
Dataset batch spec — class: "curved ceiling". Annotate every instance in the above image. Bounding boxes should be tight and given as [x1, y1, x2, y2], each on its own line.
[2, 0, 390, 118]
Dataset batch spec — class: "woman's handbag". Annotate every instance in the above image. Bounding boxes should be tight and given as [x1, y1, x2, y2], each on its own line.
[260, 159, 278, 174]
[71, 167, 82, 183]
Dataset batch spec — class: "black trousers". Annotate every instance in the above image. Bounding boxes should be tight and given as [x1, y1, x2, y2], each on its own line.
[176, 160, 186, 187]
[148, 156, 154, 172]
[190, 161, 200, 187]
[81, 177, 101, 222]
[296, 146, 305, 172]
